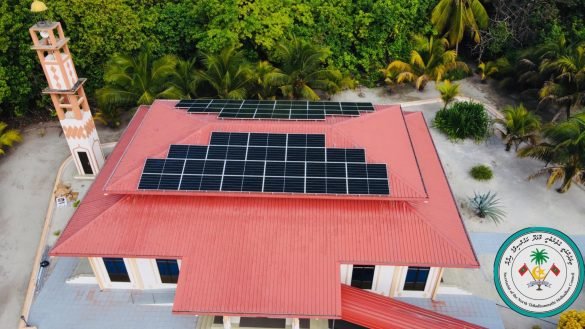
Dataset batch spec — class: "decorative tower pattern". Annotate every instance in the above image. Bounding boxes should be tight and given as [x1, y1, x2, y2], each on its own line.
[30, 22, 104, 176]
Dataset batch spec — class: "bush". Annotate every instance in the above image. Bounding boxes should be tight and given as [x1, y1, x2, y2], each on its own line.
[558, 310, 585, 329]
[433, 101, 490, 141]
[443, 67, 470, 81]
[470, 165, 493, 181]
[468, 191, 505, 224]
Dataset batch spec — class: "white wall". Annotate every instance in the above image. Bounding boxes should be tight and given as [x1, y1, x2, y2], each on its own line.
[340, 264, 442, 298]
[90, 257, 180, 290]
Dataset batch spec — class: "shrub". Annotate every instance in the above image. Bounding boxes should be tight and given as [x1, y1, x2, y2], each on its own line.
[468, 191, 505, 224]
[558, 310, 585, 329]
[470, 165, 493, 181]
[433, 101, 490, 141]
[443, 67, 470, 81]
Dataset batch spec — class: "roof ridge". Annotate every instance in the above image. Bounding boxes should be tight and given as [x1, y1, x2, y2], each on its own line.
[406, 202, 477, 265]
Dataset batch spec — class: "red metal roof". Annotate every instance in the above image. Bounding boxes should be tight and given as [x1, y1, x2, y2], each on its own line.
[103, 100, 427, 200]
[50, 102, 479, 318]
[340, 284, 484, 329]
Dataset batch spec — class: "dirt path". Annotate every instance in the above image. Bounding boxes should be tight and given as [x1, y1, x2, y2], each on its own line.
[0, 123, 122, 329]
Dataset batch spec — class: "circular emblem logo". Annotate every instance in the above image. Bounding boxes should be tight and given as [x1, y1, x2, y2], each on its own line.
[494, 227, 584, 317]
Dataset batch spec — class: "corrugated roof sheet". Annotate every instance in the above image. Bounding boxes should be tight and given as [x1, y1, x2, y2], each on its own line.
[50, 102, 478, 318]
[340, 284, 485, 329]
[103, 101, 428, 200]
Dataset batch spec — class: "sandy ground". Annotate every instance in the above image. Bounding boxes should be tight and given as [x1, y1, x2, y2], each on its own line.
[0, 123, 122, 329]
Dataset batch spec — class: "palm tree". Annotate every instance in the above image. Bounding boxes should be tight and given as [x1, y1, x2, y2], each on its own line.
[539, 45, 585, 120]
[170, 58, 199, 99]
[496, 104, 541, 151]
[436, 80, 459, 108]
[323, 69, 356, 97]
[96, 51, 181, 108]
[529, 248, 549, 290]
[478, 58, 510, 82]
[382, 35, 469, 91]
[0, 122, 22, 155]
[538, 81, 575, 121]
[196, 47, 254, 100]
[518, 112, 585, 193]
[271, 37, 341, 100]
[431, 0, 489, 54]
[252, 61, 285, 100]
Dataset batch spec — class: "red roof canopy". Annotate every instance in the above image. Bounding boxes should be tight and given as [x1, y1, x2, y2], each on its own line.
[340, 284, 484, 329]
[51, 101, 478, 318]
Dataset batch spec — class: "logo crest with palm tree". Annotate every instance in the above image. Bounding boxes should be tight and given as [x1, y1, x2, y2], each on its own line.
[530, 248, 550, 290]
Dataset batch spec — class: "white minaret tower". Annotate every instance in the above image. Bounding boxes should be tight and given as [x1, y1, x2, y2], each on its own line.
[30, 20, 105, 177]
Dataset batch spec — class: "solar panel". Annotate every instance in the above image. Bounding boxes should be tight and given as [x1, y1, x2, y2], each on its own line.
[139, 132, 390, 196]
[175, 100, 375, 120]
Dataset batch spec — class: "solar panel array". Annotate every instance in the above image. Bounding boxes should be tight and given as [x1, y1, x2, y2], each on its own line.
[175, 99, 375, 120]
[138, 132, 390, 196]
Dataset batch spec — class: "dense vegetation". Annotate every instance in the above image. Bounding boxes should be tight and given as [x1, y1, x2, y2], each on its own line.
[0, 0, 436, 122]
[433, 101, 490, 141]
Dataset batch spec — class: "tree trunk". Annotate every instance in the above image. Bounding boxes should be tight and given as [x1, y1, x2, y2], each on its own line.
[566, 104, 571, 120]
[557, 175, 572, 193]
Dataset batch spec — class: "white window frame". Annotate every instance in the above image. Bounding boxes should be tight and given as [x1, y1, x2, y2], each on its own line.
[342, 264, 380, 292]
[396, 266, 438, 298]
[152, 258, 181, 287]
[94, 257, 138, 289]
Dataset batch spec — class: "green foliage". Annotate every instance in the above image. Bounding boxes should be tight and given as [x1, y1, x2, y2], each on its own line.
[1, 0, 437, 122]
[478, 58, 511, 82]
[49, 0, 149, 92]
[271, 37, 342, 100]
[431, 0, 488, 51]
[436, 80, 460, 108]
[433, 101, 490, 141]
[96, 51, 180, 109]
[94, 105, 122, 128]
[518, 112, 585, 193]
[443, 67, 470, 81]
[468, 191, 506, 224]
[470, 165, 493, 181]
[496, 104, 541, 151]
[558, 310, 585, 329]
[0, 121, 23, 155]
[382, 35, 469, 90]
[0, 0, 44, 118]
[196, 47, 254, 99]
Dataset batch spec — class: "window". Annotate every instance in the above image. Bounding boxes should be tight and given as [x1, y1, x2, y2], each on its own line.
[77, 151, 93, 175]
[403, 267, 430, 291]
[103, 258, 130, 282]
[156, 259, 180, 284]
[351, 265, 375, 289]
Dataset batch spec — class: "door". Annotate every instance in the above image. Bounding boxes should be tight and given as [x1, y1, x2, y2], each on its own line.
[77, 151, 93, 175]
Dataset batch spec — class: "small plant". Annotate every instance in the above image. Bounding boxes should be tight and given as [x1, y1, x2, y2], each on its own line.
[470, 165, 493, 181]
[72, 200, 81, 208]
[436, 80, 460, 109]
[0, 121, 23, 155]
[558, 310, 585, 329]
[433, 101, 490, 141]
[468, 191, 505, 224]
[53, 230, 61, 237]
